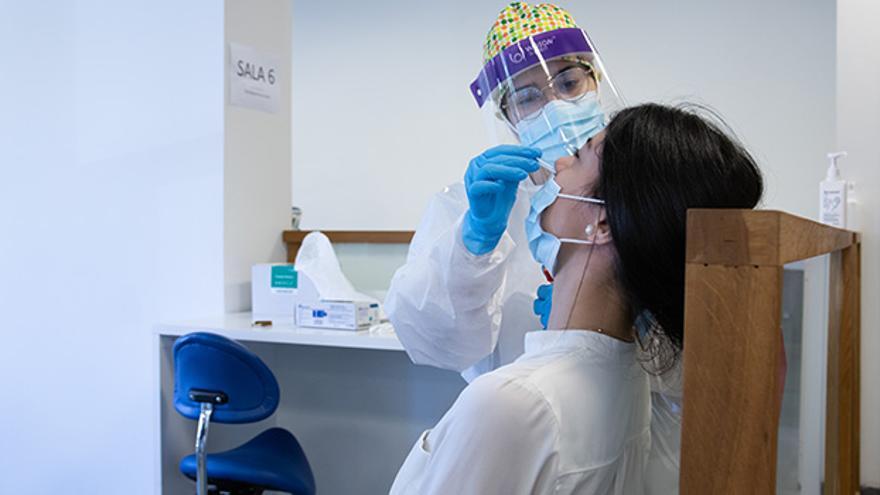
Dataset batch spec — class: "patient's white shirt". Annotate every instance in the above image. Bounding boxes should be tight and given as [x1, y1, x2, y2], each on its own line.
[390, 330, 651, 495]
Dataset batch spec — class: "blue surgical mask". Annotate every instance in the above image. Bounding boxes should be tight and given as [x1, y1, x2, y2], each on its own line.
[515, 92, 605, 168]
[524, 177, 605, 277]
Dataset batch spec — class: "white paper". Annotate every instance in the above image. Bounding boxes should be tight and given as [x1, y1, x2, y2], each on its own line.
[228, 42, 280, 113]
[294, 232, 379, 303]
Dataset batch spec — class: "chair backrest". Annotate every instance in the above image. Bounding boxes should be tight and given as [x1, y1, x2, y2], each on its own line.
[680, 209, 860, 494]
[173, 332, 280, 424]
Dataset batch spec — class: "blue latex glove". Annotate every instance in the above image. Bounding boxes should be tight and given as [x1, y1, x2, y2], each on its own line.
[462, 145, 541, 255]
[533, 283, 553, 329]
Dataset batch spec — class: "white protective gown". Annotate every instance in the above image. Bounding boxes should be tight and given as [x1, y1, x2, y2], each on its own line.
[385, 180, 682, 493]
[385, 181, 543, 380]
[390, 330, 651, 495]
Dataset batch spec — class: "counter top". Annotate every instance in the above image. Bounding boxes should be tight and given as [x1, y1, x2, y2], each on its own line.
[156, 312, 404, 352]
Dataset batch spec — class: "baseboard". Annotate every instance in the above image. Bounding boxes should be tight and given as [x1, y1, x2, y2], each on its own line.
[863, 486, 880, 495]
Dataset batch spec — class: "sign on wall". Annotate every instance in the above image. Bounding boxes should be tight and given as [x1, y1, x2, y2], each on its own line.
[228, 42, 280, 113]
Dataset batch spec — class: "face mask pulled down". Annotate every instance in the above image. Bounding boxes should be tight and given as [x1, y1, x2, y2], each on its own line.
[524, 177, 605, 278]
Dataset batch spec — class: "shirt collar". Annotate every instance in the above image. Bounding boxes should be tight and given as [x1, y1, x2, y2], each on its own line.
[525, 330, 636, 359]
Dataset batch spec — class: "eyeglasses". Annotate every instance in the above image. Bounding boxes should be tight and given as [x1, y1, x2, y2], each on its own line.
[500, 63, 597, 124]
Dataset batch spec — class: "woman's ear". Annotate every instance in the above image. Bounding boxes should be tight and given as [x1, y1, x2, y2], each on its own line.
[593, 207, 613, 245]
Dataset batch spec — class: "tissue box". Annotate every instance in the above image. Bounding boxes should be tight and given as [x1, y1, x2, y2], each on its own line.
[295, 300, 380, 331]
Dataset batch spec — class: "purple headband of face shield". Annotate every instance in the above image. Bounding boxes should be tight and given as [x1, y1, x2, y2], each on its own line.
[469, 27, 594, 108]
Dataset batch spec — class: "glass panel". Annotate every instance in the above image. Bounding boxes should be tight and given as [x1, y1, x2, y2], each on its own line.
[778, 255, 830, 495]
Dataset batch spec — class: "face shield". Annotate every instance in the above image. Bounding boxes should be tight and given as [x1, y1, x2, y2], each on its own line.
[470, 27, 623, 185]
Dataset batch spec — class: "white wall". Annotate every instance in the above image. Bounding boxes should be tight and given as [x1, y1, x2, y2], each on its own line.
[224, 0, 293, 312]
[291, 0, 835, 230]
[0, 2, 224, 493]
[837, 0, 880, 486]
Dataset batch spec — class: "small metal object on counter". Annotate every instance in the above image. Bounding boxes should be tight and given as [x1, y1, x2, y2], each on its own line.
[290, 206, 302, 230]
[252, 320, 272, 328]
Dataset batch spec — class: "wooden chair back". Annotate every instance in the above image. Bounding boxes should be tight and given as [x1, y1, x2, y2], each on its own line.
[680, 209, 860, 494]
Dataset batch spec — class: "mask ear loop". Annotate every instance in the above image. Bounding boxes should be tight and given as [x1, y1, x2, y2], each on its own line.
[541, 195, 604, 282]
[556, 195, 605, 244]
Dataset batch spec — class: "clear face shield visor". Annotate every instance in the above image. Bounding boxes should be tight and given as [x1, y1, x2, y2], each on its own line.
[470, 28, 623, 185]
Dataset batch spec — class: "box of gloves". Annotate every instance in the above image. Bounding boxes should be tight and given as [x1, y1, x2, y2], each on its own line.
[295, 300, 380, 331]
[251, 263, 320, 324]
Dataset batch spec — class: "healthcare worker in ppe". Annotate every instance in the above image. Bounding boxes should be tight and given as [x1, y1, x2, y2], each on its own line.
[385, 3, 686, 492]
[390, 103, 764, 495]
[387, 1, 622, 378]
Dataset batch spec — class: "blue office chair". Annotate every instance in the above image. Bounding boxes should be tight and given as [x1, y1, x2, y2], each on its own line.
[173, 332, 316, 495]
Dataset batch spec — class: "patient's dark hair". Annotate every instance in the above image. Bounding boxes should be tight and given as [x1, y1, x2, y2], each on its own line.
[598, 103, 763, 371]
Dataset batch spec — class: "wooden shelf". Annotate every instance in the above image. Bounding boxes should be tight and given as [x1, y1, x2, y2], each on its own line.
[282, 230, 414, 262]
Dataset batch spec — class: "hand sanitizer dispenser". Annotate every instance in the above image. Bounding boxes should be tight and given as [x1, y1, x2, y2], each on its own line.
[819, 151, 848, 228]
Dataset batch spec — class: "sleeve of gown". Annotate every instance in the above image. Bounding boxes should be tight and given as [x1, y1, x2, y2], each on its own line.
[391, 373, 559, 495]
[384, 183, 517, 373]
